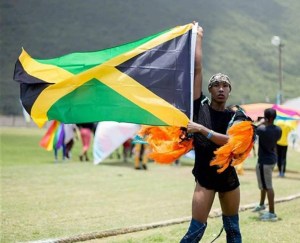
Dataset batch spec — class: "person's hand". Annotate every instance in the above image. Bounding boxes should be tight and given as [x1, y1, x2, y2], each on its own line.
[193, 21, 203, 38]
[187, 120, 202, 133]
[192, 21, 203, 100]
[255, 117, 265, 126]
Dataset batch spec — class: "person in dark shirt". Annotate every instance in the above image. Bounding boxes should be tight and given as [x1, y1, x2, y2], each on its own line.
[181, 22, 243, 243]
[252, 108, 282, 221]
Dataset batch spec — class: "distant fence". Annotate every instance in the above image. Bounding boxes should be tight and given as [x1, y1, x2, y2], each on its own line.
[0, 115, 38, 127]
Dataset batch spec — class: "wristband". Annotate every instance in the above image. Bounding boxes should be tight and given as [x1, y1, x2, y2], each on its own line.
[206, 130, 214, 139]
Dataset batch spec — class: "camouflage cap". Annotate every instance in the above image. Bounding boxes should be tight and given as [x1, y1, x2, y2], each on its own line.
[208, 73, 232, 90]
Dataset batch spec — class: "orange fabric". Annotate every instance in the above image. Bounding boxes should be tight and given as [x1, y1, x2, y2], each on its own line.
[210, 121, 255, 173]
[138, 126, 193, 164]
[138, 121, 254, 171]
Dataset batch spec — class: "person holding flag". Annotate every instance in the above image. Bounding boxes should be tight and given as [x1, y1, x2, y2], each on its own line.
[181, 22, 244, 243]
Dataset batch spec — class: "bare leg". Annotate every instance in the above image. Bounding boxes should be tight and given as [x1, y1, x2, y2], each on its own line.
[181, 182, 215, 242]
[219, 187, 240, 216]
[134, 144, 141, 169]
[267, 189, 275, 213]
[192, 182, 215, 222]
[260, 189, 266, 206]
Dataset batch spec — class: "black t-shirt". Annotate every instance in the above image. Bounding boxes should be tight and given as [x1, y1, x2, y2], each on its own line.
[191, 95, 239, 192]
[257, 124, 282, 165]
[193, 96, 234, 170]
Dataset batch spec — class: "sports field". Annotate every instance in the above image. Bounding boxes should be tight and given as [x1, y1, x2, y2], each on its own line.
[1, 127, 300, 242]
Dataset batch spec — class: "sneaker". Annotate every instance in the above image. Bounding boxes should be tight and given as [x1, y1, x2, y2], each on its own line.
[252, 205, 266, 212]
[259, 210, 268, 216]
[260, 212, 277, 221]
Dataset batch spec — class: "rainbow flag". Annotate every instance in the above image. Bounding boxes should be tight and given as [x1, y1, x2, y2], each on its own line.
[241, 103, 300, 121]
[273, 104, 300, 121]
[40, 121, 65, 151]
[14, 24, 197, 128]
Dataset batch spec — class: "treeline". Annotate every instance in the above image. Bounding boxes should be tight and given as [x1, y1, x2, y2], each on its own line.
[1, 0, 299, 115]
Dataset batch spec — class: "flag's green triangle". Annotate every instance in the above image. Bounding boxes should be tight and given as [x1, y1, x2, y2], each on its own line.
[36, 29, 170, 75]
[47, 79, 167, 125]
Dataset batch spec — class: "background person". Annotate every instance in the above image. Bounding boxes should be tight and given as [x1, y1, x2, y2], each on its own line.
[77, 123, 95, 162]
[133, 143, 149, 170]
[123, 138, 132, 163]
[54, 140, 66, 162]
[252, 108, 282, 221]
[290, 130, 299, 150]
[64, 124, 78, 159]
[275, 120, 295, 177]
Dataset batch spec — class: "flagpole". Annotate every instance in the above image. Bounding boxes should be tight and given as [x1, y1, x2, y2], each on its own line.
[190, 23, 198, 122]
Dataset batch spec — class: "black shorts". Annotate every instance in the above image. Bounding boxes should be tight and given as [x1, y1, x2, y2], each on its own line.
[193, 166, 240, 192]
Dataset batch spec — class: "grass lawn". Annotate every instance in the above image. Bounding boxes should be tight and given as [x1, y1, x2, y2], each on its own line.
[1, 127, 300, 242]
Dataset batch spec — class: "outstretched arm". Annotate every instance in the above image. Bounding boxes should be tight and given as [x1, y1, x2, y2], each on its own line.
[188, 24, 229, 146]
[194, 23, 203, 100]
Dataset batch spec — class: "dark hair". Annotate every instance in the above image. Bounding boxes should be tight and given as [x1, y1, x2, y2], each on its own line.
[264, 108, 277, 120]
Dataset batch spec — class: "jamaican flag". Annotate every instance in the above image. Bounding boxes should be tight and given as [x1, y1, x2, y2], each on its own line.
[14, 24, 196, 127]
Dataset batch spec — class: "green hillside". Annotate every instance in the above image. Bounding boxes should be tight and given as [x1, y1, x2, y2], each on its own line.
[1, 0, 299, 115]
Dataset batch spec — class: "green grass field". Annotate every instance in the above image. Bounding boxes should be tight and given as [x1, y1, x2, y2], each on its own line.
[1, 127, 300, 243]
